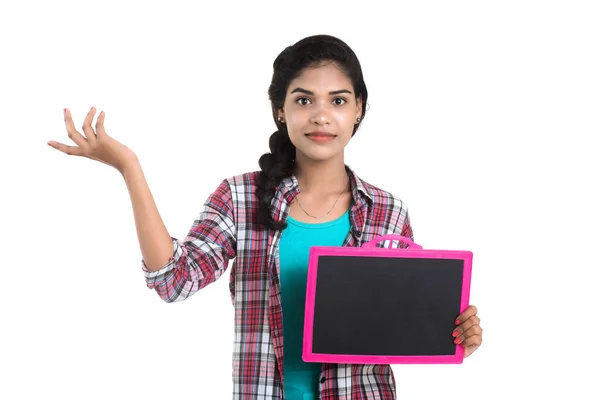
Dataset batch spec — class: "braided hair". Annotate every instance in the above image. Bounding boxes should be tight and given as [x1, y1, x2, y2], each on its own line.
[256, 34, 369, 231]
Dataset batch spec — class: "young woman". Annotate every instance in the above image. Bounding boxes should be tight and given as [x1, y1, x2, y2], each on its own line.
[48, 34, 482, 400]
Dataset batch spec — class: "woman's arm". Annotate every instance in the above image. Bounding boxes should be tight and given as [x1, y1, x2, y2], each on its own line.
[136, 176, 238, 303]
[122, 160, 175, 272]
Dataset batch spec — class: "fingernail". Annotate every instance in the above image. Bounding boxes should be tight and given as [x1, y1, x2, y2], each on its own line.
[455, 319, 461, 325]
[452, 331, 458, 337]
[454, 338, 460, 344]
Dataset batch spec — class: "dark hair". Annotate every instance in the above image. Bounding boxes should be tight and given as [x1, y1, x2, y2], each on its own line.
[255, 34, 369, 231]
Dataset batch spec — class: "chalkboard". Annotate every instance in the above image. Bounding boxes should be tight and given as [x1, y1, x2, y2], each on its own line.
[302, 234, 472, 364]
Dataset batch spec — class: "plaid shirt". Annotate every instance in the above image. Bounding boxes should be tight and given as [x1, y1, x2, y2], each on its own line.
[142, 165, 413, 399]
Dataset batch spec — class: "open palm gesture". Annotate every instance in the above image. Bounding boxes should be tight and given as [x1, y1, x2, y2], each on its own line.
[48, 107, 137, 174]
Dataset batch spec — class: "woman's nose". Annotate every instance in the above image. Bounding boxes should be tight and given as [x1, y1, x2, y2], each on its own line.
[310, 103, 331, 124]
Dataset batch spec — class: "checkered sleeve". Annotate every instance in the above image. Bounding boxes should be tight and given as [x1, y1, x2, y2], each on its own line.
[400, 209, 414, 242]
[141, 178, 237, 303]
[393, 200, 414, 249]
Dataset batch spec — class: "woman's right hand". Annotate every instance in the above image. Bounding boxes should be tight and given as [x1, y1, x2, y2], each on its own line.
[48, 107, 138, 174]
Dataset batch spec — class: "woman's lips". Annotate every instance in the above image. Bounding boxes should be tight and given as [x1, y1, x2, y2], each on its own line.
[306, 134, 336, 142]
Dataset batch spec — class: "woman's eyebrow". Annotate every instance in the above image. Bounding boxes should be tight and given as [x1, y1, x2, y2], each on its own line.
[290, 87, 352, 95]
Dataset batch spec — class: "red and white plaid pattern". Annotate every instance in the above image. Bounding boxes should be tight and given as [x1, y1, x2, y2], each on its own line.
[142, 165, 413, 399]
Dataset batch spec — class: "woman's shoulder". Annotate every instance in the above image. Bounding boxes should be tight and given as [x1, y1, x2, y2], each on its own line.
[222, 170, 261, 186]
[352, 171, 411, 234]
[214, 170, 262, 200]
[353, 172, 409, 211]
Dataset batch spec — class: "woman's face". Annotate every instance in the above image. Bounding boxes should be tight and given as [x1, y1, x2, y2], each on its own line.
[278, 62, 362, 163]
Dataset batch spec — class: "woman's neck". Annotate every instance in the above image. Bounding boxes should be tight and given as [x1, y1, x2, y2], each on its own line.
[293, 159, 349, 195]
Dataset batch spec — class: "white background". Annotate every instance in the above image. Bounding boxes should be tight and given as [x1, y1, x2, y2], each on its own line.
[1, 0, 599, 398]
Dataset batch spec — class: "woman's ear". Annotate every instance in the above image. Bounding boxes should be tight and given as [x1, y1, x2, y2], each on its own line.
[356, 97, 363, 120]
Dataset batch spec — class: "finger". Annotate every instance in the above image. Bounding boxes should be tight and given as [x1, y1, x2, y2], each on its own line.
[82, 107, 97, 146]
[48, 140, 86, 156]
[464, 342, 481, 358]
[454, 324, 483, 345]
[459, 331, 482, 349]
[455, 305, 478, 325]
[95, 110, 107, 137]
[64, 108, 89, 151]
[452, 314, 480, 337]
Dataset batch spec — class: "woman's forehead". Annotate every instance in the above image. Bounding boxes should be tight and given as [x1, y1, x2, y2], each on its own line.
[288, 64, 353, 94]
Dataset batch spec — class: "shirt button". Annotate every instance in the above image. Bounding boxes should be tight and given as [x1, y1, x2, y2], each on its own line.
[320, 377, 326, 384]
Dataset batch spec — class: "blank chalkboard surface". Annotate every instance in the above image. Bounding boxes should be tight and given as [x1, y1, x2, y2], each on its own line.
[302, 234, 472, 364]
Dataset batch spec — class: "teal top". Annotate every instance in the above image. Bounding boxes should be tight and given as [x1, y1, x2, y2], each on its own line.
[279, 207, 352, 400]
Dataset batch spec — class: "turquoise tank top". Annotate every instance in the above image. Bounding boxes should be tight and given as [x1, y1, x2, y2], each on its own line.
[279, 207, 352, 400]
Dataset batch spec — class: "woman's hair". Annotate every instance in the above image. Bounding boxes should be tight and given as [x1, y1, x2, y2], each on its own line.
[255, 34, 369, 231]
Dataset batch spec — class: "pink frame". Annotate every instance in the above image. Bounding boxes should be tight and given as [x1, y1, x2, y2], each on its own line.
[302, 234, 472, 364]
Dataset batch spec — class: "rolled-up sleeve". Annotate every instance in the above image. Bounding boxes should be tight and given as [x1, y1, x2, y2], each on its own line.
[141, 178, 237, 303]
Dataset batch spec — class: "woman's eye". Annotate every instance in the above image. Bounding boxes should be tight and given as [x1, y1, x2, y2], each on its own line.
[296, 97, 347, 105]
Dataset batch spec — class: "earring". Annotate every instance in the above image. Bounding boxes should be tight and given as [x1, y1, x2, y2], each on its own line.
[278, 117, 284, 123]
[356, 118, 360, 123]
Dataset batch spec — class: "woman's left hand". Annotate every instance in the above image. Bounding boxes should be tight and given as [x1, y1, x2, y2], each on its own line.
[452, 305, 482, 358]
